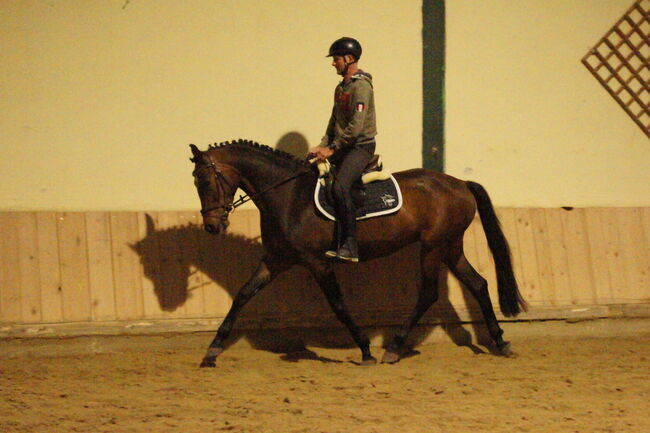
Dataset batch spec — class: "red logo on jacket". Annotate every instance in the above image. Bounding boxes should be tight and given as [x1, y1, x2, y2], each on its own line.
[335, 92, 351, 111]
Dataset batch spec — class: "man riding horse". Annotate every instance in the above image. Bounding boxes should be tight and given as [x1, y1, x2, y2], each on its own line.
[309, 37, 377, 263]
[190, 38, 526, 368]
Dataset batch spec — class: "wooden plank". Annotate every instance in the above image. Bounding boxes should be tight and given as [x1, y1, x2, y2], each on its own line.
[110, 212, 144, 320]
[244, 208, 270, 317]
[561, 208, 596, 305]
[543, 209, 572, 305]
[194, 211, 227, 318]
[641, 207, 650, 300]
[529, 209, 557, 306]
[198, 209, 255, 318]
[514, 208, 543, 306]
[36, 212, 63, 322]
[137, 212, 165, 319]
[156, 212, 187, 318]
[583, 208, 614, 304]
[57, 212, 91, 321]
[227, 210, 272, 316]
[0, 213, 22, 322]
[445, 259, 466, 313]
[16, 212, 42, 323]
[616, 207, 649, 301]
[85, 212, 116, 321]
[241, 209, 266, 319]
[602, 208, 629, 301]
[178, 211, 205, 318]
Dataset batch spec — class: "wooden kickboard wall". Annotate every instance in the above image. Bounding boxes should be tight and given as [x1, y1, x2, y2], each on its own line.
[0, 208, 648, 332]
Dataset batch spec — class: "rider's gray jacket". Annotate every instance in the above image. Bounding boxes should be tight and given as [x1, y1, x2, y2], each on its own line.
[319, 70, 377, 151]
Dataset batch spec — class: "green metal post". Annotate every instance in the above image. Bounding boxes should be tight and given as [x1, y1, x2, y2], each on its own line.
[422, 0, 445, 171]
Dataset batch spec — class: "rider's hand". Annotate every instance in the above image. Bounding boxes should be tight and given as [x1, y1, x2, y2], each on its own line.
[308, 146, 334, 161]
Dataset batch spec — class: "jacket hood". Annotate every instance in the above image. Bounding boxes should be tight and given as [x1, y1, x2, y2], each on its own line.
[352, 70, 373, 82]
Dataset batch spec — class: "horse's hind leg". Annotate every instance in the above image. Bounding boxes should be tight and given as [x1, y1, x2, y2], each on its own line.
[309, 262, 376, 366]
[444, 243, 512, 356]
[382, 246, 441, 364]
[200, 257, 285, 368]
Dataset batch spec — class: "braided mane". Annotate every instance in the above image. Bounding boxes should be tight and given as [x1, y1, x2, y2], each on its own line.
[207, 139, 309, 169]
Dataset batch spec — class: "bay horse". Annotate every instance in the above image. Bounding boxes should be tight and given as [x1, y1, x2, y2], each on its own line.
[189, 140, 526, 367]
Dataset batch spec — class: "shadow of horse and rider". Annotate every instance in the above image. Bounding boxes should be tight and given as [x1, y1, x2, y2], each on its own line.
[129, 133, 498, 362]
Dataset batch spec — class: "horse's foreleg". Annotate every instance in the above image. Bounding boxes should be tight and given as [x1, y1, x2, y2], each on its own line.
[200, 259, 279, 368]
[311, 265, 376, 366]
[382, 246, 441, 364]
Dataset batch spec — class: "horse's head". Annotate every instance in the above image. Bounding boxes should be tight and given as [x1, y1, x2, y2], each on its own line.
[190, 144, 240, 235]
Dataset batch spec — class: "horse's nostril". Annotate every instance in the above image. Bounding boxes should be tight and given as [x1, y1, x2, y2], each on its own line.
[204, 224, 217, 234]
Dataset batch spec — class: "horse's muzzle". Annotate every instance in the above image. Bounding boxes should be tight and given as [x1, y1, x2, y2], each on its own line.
[203, 219, 229, 235]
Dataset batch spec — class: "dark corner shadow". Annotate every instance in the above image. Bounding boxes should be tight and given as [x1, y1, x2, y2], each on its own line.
[275, 131, 309, 158]
[130, 213, 494, 363]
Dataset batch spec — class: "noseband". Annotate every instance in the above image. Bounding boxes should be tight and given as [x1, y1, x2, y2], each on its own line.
[193, 154, 237, 221]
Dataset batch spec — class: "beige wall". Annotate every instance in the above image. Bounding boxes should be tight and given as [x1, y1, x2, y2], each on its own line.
[446, 0, 650, 206]
[0, 0, 422, 211]
[1, 0, 648, 212]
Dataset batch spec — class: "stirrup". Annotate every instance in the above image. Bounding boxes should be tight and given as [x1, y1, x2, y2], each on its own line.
[325, 237, 359, 263]
[336, 250, 359, 263]
[325, 249, 359, 263]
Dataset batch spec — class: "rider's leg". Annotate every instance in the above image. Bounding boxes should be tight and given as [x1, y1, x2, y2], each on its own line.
[326, 143, 374, 262]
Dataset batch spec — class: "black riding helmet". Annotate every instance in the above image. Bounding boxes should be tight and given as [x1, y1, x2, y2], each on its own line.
[326, 37, 362, 60]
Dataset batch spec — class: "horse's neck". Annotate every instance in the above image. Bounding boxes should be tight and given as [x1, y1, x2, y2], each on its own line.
[223, 148, 310, 209]
[228, 152, 288, 189]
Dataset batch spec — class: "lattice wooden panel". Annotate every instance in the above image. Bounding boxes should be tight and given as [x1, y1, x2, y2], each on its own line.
[582, 0, 650, 139]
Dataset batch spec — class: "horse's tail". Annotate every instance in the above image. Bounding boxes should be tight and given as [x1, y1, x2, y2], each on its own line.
[466, 181, 527, 317]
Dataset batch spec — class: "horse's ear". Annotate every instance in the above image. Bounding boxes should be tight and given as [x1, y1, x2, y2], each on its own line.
[189, 144, 202, 161]
[145, 213, 156, 236]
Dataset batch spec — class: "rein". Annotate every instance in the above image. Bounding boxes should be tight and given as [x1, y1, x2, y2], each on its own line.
[197, 153, 312, 217]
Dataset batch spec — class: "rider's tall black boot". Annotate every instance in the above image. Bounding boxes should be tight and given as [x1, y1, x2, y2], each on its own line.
[325, 184, 359, 263]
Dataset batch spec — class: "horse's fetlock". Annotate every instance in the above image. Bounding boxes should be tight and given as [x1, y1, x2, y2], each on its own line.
[491, 327, 505, 344]
[390, 335, 406, 350]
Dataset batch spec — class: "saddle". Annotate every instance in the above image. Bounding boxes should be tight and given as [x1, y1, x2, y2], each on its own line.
[316, 155, 391, 185]
[314, 155, 402, 221]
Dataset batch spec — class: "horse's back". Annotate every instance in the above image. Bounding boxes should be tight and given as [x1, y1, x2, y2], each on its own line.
[392, 168, 477, 238]
[394, 168, 474, 202]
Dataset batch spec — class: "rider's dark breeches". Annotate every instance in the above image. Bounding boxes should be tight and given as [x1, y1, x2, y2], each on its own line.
[330, 142, 375, 239]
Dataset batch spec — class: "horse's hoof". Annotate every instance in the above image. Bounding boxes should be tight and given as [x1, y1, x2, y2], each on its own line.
[497, 342, 514, 357]
[199, 357, 216, 368]
[381, 350, 400, 364]
[361, 356, 377, 366]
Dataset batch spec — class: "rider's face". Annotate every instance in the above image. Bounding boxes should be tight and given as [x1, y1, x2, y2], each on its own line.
[331, 55, 349, 75]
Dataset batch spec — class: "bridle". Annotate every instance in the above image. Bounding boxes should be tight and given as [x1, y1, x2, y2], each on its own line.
[193, 152, 311, 221]
[192, 153, 238, 221]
